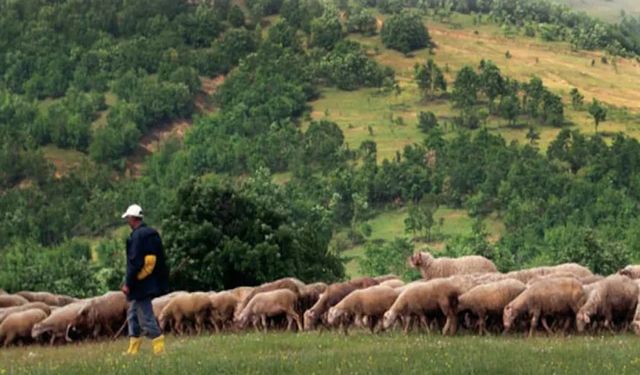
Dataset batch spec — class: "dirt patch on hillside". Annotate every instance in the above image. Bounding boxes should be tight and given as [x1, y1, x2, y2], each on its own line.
[125, 75, 225, 177]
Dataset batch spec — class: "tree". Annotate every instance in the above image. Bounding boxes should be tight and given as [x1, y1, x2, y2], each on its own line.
[380, 11, 431, 54]
[310, 12, 343, 50]
[526, 127, 540, 146]
[228, 5, 246, 28]
[570, 88, 584, 109]
[404, 194, 438, 241]
[417, 111, 439, 133]
[478, 60, 505, 113]
[541, 90, 564, 126]
[452, 65, 479, 109]
[414, 59, 446, 99]
[588, 98, 607, 133]
[164, 178, 344, 290]
[346, 9, 377, 36]
[499, 93, 520, 126]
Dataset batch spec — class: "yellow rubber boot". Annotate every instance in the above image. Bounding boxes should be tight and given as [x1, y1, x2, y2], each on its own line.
[125, 337, 142, 355]
[152, 335, 165, 355]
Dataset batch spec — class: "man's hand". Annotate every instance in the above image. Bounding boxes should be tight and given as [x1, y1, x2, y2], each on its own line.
[121, 285, 130, 295]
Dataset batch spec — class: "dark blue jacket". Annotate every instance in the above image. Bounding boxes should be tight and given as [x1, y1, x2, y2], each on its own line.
[125, 223, 169, 301]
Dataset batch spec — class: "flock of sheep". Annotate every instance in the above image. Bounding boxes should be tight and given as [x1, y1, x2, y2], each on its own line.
[3, 251, 640, 348]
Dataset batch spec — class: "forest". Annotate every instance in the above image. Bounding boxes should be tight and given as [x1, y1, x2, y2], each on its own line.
[1, 0, 640, 296]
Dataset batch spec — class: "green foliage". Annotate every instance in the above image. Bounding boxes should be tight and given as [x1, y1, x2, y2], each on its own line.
[346, 9, 378, 36]
[380, 11, 431, 54]
[301, 120, 345, 172]
[0, 240, 104, 297]
[358, 237, 419, 280]
[570, 88, 584, 109]
[417, 111, 439, 133]
[414, 59, 447, 99]
[310, 12, 344, 50]
[545, 225, 630, 275]
[452, 66, 479, 109]
[404, 195, 438, 241]
[314, 40, 394, 90]
[588, 98, 607, 133]
[163, 176, 344, 290]
[228, 5, 246, 28]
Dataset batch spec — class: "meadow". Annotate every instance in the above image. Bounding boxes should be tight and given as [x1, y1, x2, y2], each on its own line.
[3, 332, 640, 374]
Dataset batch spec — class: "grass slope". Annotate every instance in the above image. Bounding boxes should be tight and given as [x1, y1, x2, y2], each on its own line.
[3, 332, 640, 374]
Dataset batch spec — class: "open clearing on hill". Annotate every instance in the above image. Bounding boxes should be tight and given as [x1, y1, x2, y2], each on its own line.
[3, 332, 640, 375]
[553, 0, 640, 22]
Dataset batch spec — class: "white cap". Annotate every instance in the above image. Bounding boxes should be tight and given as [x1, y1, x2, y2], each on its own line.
[122, 204, 144, 219]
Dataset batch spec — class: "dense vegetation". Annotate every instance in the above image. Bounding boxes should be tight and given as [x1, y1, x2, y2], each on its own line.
[1, 0, 640, 297]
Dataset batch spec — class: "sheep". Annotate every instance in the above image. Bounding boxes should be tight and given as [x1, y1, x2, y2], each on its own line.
[506, 263, 592, 284]
[0, 294, 29, 308]
[503, 277, 586, 337]
[0, 302, 52, 325]
[576, 275, 639, 333]
[303, 277, 378, 331]
[73, 291, 128, 339]
[327, 286, 400, 334]
[382, 278, 462, 335]
[208, 291, 239, 332]
[0, 309, 48, 347]
[580, 275, 605, 285]
[152, 292, 188, 320]
[457, 279, 526, 335]
[379, 279, 405, 289]
[526, 272, 580, 286]
[235, 278, 306, 319]
[297, 282, 328, 314]
[0, 289, 6, 295]
[15, 291, 77, 306]
[619, 265, 640, 280]
[158, 292, 212, 335]
[31, 300, 88, 345]
[373, 275, 401, 283]
[408, 251, 497, 280]
[235, 289, 301, 332]
[228, 287, 254, 302]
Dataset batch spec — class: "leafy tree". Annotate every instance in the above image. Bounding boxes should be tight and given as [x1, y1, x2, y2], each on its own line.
[478, 60, 505, 113]
[499, 93, 520, 126]
[404, 194, 438, 241]
[228, 5, 246, 28]
[346, 9, 377, 36]
[588, 98, 607, 133]
[452, 65, 479, 109]
[267, 21, 302, 51]
[570, 88, 584, 109]
[417, 111, 439, 133]
[163, 177, 344, 290]
[310, 12, 343, 50]
[414, 59, 446, 99]
[380, 11, 431, 54]
[541, 91, 564, 126]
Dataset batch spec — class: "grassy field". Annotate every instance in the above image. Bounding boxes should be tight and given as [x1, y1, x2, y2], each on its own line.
[3, 332, 640, 374]
[341, 207, 505, 277]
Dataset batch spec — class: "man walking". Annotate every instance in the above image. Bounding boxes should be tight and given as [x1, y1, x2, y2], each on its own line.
[121, 204, 169, 355]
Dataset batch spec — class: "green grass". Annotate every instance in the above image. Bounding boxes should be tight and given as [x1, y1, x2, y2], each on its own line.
[340, 207, 505, 277]
[41, 145, 91, 176]
[4, 332, 640, 374]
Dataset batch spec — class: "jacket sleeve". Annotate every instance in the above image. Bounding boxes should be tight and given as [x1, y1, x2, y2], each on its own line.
[137, 255, 157, 280]
[126, 234, 145, 288]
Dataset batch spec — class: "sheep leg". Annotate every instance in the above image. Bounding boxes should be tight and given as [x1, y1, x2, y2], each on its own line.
[261, 315, 268, 333]
[175, 315, 184, 335]
[478, 314, 487, 336]
[541, 317, 553, 334]
[252, 317, 261, 333]
[286, 315, 294, 332]
[3, 333, 14, 347]
[419, 315, 430, 333]
[529, 313, 540, 338]
[402, 315, 412, 334]
[292, 312, 303, 332]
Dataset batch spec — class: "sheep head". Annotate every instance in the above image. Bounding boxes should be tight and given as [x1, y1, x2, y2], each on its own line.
[576, 311, 591, 332]
[502, 304, 517, 332]
[382, 310, 397, 331]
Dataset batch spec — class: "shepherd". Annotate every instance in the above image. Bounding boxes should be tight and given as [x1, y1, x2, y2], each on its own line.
[121, 204, 169, 355]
